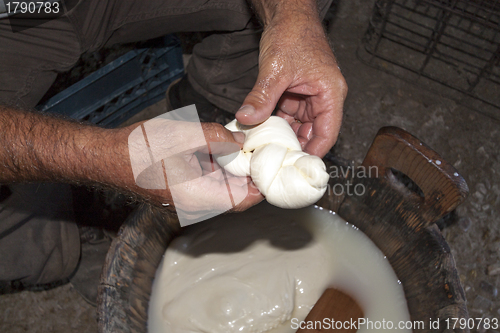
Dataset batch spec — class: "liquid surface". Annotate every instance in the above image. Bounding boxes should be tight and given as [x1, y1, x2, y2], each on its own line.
[148, 202, 411, 333]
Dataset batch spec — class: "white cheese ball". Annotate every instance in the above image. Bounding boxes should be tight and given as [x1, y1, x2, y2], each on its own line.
[215, 116, 329, 208]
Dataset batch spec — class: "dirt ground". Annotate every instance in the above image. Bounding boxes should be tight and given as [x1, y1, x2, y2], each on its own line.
[1, 0, 499, 332]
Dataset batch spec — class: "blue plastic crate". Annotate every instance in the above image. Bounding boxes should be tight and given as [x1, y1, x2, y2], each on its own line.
[37, 35, 184, 128]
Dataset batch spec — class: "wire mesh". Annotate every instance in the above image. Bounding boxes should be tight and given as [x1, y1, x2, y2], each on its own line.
[359, 0, 500, 120]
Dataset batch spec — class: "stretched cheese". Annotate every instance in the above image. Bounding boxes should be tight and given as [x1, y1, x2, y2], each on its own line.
[215, 116, 329, 208]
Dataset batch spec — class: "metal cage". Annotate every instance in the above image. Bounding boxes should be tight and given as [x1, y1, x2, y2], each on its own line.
[359, 0, 500, 120]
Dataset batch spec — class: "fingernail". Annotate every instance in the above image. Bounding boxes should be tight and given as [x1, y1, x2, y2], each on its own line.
[238, 105, 255, 116]
[233, 131, 246, 144]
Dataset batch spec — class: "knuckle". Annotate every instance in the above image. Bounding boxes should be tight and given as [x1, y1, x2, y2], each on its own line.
[247, 82, 276, 107]
[332, 77, 348, 100]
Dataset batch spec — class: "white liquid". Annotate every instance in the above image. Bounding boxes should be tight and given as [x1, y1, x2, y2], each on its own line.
[148, 203, 411, 333]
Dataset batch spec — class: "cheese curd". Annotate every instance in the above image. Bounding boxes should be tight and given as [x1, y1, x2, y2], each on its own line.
[215, 117, 329, 209]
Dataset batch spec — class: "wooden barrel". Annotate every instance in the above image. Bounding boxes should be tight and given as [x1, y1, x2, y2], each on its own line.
[97, 126, 470, 333]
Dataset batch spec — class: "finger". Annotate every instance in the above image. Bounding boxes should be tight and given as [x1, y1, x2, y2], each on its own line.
[235, 62, 291, 126]
[292, 122, 314, 148]
[304, 73, 347, 156]
[277, 94, 315, 152]
[177, 186, 260, 221]
[175, 173, 240, 212]
[199, 123, 245, 156]
[277, 92, 306, 119]
[196, 151, 222, 174]
[202, 122, 244, 145]
[196, 174, 262, 213]
[303, 108, 341, 157]
[276, 110, 296, 125]
[231, 180, 265, 212]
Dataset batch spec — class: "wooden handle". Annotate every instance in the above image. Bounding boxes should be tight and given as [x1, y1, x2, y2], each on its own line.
[296, 288, 363, 333]
[362, 126, 469, 224]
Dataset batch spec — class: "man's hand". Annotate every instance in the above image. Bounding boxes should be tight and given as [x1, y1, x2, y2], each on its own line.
[126, 119, 263, 221]
[236, 0, 347, 157]
[0, 107, 263, 218]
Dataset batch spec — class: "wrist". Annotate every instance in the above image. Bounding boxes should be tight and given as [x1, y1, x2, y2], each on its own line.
[84, 126, 134, 189]
[110, 123, 175, 208]
[258, 2, 327, 53]
[251, 0, 320, 27]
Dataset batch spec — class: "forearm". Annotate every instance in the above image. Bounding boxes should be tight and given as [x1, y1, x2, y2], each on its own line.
[0, 106, 132, 191]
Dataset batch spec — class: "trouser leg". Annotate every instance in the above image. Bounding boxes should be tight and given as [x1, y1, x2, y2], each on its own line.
[0, 11, 81, 108]
[0, 6, 82, 284]
[0, 184, 80, 285]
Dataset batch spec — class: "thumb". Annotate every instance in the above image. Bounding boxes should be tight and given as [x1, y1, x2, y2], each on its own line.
[236, 68, 290, 126]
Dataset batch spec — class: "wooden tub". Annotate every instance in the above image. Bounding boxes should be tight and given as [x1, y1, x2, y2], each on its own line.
[97, 127, 470, 332]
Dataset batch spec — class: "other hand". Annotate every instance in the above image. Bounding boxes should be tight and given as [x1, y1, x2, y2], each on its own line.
[236, 10, 347, 157]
